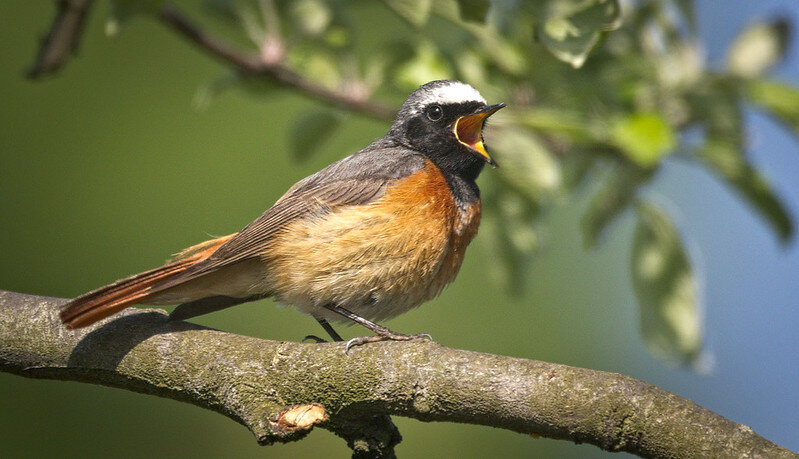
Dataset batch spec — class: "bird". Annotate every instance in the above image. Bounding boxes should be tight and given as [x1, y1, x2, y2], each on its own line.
[59, 80, 504, 350]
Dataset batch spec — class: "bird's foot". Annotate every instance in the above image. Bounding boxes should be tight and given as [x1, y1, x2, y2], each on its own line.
[302, 335, 329, 343]
[345, 332, 432, 354]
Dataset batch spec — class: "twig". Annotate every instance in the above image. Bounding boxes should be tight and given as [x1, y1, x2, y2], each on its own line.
[27, 0, 95, 79]
[1, 290, 794, 458]
[157, 5, 395, 120]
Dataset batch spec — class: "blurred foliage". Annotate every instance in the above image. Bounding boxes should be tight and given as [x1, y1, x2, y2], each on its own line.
[60, 0, 798, 366]
[632, 202, 701, 366]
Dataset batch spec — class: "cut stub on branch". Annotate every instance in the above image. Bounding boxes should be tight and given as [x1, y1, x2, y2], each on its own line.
[271, 403, 328, 433]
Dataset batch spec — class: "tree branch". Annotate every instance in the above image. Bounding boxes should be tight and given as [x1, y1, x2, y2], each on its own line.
[27, 3, 395, 120]
[27, 0, 94, 79]
[157, 5, 395, 120]
[0, 290, 794, 458]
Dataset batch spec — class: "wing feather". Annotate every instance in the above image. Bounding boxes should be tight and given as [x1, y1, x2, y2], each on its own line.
[152, 146, 425, 291]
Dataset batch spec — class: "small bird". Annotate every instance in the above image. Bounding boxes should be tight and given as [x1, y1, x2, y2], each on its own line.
[60, 80, 504, 349]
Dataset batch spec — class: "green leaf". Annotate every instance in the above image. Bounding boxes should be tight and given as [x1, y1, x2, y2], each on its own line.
[382, 0, 432, 27]
[455, 0, 491, 23]
[699, 137, 793, 242]
[477, 32, 530, 76]
[394, 41, 452, 90]
[534, 0, 622, 68]
[519, 107, 595, 142]
[673, 0, 697, 34]
[490, 128, 562, 204]
[480, 177, 540, 294]
[287, 47, 341, 88]
[288, 110, 341, 161]
[747, 80, 799, 137]
[581, 164, 649, 248]
[727, 19, 790, 78]
[632, 202, 702, 366]
[561, 149, 597, 192]
[688, 77, 791, 241]
[289, 0, 332, 36]
[611, 112, 676, 168]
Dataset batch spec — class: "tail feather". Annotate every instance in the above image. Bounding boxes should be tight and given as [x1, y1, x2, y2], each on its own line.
[60, 234, 235, 329]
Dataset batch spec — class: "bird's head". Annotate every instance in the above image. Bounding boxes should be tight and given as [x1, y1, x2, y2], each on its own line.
[387, 80, 504, 179]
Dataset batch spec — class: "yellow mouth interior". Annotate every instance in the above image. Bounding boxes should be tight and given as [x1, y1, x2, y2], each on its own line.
[454, 112, 490, 160]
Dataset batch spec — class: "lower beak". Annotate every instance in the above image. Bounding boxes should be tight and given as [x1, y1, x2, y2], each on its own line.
[454, 103, 505, 167]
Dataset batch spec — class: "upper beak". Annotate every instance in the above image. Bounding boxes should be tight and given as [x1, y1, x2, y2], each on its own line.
[454, 103, 505, 168]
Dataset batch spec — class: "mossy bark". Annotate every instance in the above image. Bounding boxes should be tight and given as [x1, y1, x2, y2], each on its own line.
[0, 290, 794, 458]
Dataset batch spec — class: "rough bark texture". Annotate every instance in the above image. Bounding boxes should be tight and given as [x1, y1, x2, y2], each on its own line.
[0, 290, 794, 458]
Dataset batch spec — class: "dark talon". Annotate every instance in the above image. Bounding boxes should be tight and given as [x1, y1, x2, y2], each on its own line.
[345, 332, 433, 354]
[303, 335, 328, 343]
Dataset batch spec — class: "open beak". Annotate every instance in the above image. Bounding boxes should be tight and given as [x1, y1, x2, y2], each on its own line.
[454, 103, 505, 168]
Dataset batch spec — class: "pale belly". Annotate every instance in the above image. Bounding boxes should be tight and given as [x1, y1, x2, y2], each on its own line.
[263, 200, 466, 323]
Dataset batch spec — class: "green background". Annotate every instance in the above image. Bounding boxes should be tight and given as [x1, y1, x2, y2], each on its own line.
[1, 1, 797, 457]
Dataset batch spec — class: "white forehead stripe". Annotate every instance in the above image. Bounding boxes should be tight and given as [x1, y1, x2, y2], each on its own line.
[422, 82, 486, 106]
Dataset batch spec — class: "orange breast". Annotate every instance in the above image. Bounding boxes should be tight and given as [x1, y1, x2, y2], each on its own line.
[262, 160, 481, 323]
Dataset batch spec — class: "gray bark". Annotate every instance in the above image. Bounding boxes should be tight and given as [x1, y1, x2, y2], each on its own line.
[0, 290, 794, 458]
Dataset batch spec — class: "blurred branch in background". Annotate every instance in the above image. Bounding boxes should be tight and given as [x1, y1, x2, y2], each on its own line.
[2, 290, 795, 458]
[157, 5, 395, 119]
[27, 0, 94, 78]
[25, 0, 799, 374]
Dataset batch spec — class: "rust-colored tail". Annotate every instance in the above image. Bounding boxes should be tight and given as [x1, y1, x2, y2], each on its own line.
[60, 234, 235, 329]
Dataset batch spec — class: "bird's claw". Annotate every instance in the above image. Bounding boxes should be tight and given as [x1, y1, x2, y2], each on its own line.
[302, 334, 328, 343]
[344, 332, 433, 354]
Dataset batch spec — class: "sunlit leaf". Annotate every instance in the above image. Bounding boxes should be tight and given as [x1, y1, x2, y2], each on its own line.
[632, 202, 702, 366]
[287, 47, 341, 88]
[394, 41, 452, 90]
[611, 112, 676, 168]
[323, 27, 350, 48]
[519, 107, 595, 142]
[727, 19, 790, 79]
[454, 49, 488, 86]
[289, 0, 332, 36]
[699, 137, 793, 242]
[382, 0, 432, 27]
[582, 164, 649, 248]
[534, 0, 622, 68]
[288, 109, 341, 161]
[747, 79, 799, 137]
[490, 127, 562, 204]
[477, 32, 529, 76]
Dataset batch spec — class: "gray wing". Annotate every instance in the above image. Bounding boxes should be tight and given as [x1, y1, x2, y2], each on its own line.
[159, 145, 425, 285]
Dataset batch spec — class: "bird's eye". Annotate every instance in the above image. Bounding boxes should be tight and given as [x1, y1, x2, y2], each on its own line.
[426, 104, 443, 121]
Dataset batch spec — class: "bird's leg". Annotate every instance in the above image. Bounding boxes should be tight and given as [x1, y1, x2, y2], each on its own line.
[303, 317, 344, 343]
[322, 304, 432, 353]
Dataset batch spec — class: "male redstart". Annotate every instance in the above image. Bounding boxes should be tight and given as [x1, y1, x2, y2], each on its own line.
[60, 80, 504, 350]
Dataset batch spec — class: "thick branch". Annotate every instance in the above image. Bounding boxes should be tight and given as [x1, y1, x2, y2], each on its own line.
[2, 291, 794, 457]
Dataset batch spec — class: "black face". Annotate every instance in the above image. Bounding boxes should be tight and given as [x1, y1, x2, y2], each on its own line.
[388, 101, 489, 181]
